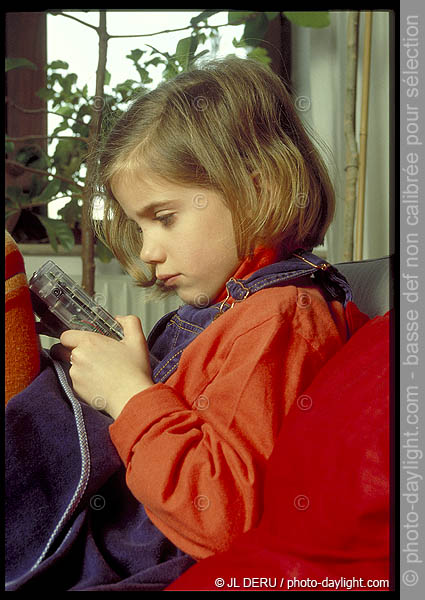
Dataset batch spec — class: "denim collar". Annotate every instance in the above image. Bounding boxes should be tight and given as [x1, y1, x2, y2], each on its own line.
[147, 249, 353, 383]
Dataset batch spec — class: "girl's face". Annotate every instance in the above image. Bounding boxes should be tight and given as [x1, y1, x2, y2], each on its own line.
[112, 172, 241, 306]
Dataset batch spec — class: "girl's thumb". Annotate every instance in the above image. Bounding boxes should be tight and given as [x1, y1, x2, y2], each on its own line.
[115, 315, 145, 342]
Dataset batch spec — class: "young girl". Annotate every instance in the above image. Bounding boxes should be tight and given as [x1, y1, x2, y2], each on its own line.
[53, 57, 364, 562]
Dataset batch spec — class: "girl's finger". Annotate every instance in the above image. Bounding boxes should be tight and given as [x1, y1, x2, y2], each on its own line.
[49, 343, 72, 363]
[115, 315, 143, 336]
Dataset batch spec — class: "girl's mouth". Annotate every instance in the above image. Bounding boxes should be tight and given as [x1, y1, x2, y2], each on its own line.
[157, 274, 180, 286]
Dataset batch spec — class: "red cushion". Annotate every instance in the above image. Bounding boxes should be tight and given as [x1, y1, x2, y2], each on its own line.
[167, 311, 391, 591]
[5, 232, 40, 403]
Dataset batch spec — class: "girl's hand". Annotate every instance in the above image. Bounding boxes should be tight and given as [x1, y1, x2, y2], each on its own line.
[50, 315, 154, 419]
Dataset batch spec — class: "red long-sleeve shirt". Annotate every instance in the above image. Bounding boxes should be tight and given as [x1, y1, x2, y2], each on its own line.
[109, 251, 366, 560]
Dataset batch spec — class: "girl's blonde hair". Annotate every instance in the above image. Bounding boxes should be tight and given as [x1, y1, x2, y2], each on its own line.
[93, 56, 335, 289]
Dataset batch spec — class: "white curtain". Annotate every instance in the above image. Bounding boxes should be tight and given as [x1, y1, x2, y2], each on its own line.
[291, 11, 391, 263]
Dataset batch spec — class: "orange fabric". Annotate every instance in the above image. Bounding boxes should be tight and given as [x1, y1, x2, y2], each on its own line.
[166, 312, 390, 591]
[5, 231, 40, 404]
[109, 249, 367, 561]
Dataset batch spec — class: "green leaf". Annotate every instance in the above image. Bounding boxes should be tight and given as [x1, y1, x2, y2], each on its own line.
[76, 104, 92, 119]
[68, 182, 83, 195]
[49, 60, 69, 70]
[175, 37, 193, 70]
[104, 70, 111, 86]
[37, 178, 62, 203]
[127, 49, 144, 62]
[162, 60, 180, 81]
[53, 138, 74, 167]
[5, 140, 15, 154]
[58, 198, 81, 228]
[139, 69, 152, 85]
[114, 79, 137, 92]
[228, 11, 256, 25]
[37, 215, 75, 252]
[56, 105, 74, 117]
[28, 174, 46, 198]
[61, 72, 78, 93]
[6, 207, 21, 221]
[71, 121, 90, 137]
[51, 122, 69, 137]
[194, 49, 210, 62]
[146, 44, 170, 60]
[191, 10, 222, 25]
[243, 12, 270, 46]
[6, 57, 37, 72]
[145, 56, 163, 68]
[36, 87, 57, 102]
[15, 145, 49, 171]
[232, 37, 245, 49]
[174, 34, 200, 70]
[247, 46, 272, 66]
[6, 186, 28, 208]
[283, 11, 330, 28]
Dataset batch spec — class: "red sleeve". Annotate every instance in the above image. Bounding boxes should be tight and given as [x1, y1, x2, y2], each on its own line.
[109, 289, 347, 560]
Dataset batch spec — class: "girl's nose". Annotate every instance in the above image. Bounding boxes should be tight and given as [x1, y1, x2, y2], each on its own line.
[139, 234, 166, 264]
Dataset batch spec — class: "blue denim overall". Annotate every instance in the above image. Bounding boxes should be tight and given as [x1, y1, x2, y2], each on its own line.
[148, 249, 353, 384]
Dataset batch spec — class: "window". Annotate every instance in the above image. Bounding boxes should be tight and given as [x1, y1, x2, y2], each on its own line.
[46, 11, 247, 219]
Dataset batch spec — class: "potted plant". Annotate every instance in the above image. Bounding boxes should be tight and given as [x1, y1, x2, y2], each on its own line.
[6, 10, 331, 295]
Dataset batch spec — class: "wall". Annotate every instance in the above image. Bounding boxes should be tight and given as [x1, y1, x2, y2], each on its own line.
[291, 10, 392, 263]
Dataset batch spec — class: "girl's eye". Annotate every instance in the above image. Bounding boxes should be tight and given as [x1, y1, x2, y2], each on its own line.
[134, 213, 175, 233]
[154, 213, 175, 227]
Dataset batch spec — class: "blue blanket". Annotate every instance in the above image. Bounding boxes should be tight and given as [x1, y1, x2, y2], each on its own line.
[5, 352, 195, 591]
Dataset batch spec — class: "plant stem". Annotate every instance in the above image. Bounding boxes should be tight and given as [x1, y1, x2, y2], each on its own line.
[12, 193, 81, 210]
[7, 135, 89, 143]
[5, 159, 83, 188]
[108, 22, 228, 39]
[343, 11, 359, 262]
[80, 10, 108, 294]
[6, 98, 89, 127]
[51, 11, 99, 32]
[355, 11, 373, 261]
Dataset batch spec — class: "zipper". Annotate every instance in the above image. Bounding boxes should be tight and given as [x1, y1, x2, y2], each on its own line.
[6, 353, 91, 588]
